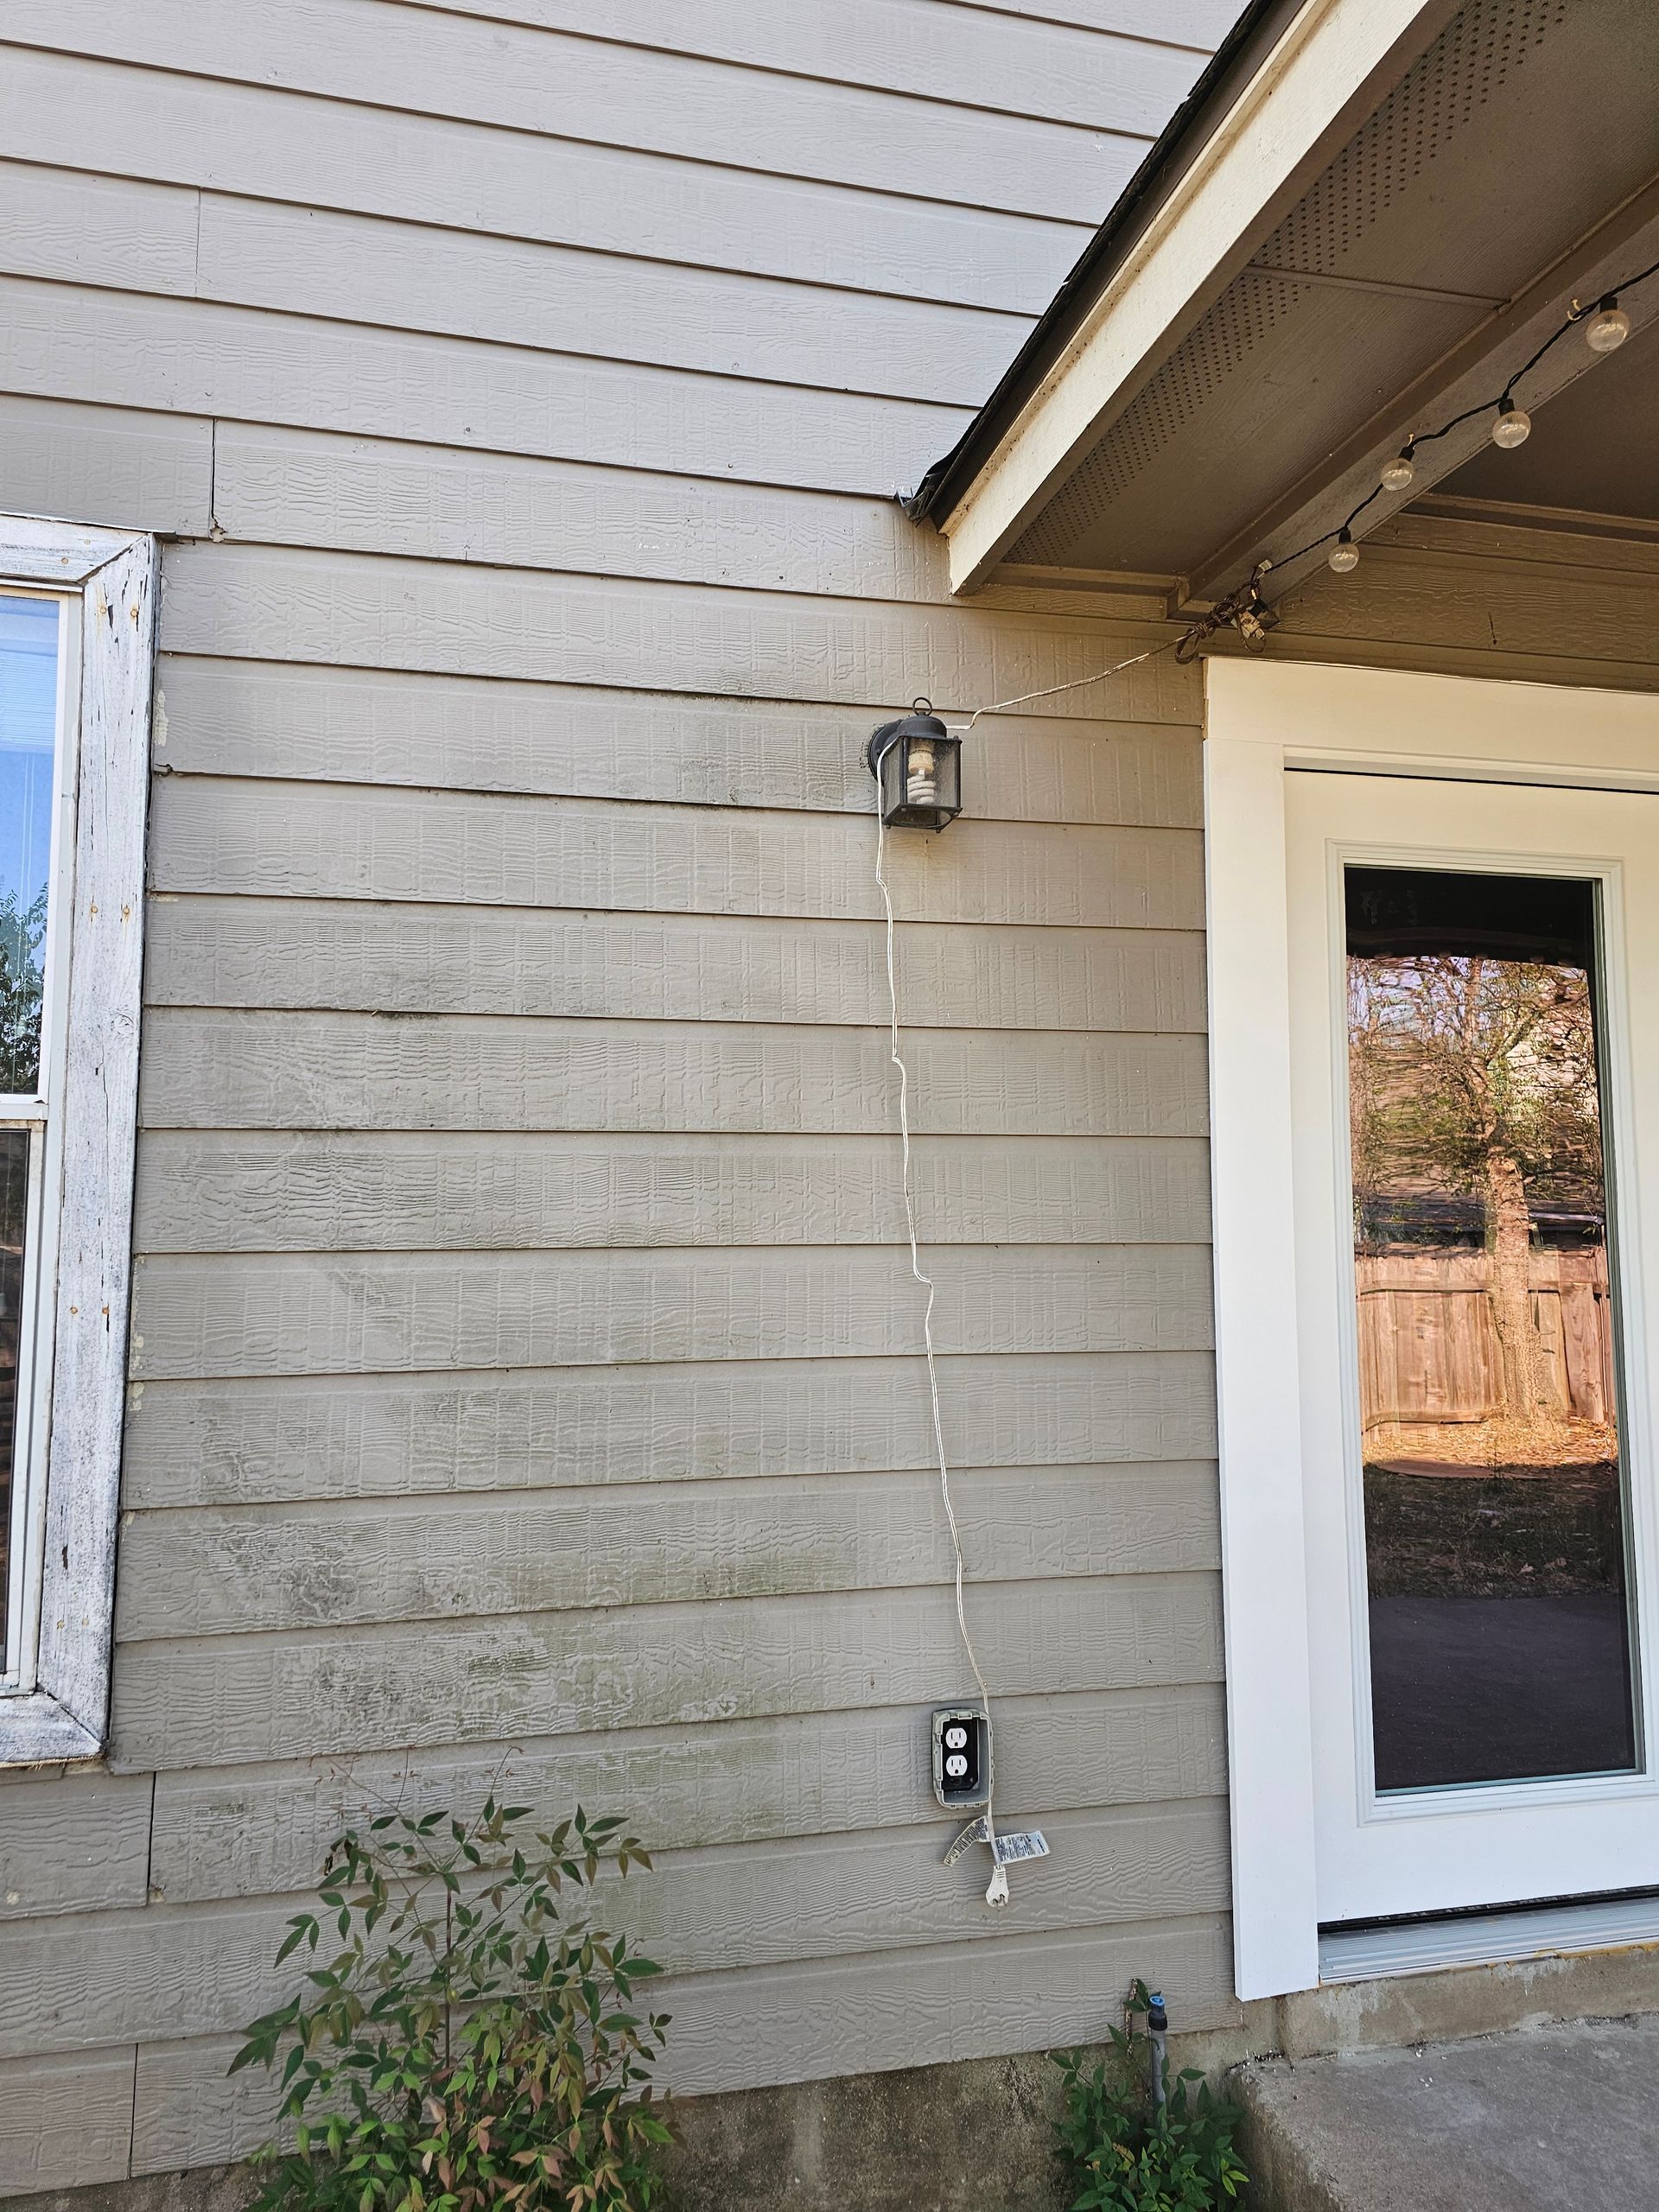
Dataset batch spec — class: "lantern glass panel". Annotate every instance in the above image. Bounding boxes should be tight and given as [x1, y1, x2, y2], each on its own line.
[906, 731, 958, 824]
[875, 721, 961, 830]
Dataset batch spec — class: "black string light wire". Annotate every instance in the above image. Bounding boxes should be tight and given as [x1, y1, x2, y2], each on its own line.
[930, 261, 1657, 732]
[1174, 253, 1659, 663]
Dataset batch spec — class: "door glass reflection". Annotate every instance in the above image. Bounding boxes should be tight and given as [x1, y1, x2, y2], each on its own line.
[1347, 867, 1637, 1791]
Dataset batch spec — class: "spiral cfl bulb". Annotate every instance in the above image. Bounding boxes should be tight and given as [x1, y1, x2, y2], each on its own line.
[1380, 447, 1415, 493]
[1586, 297, 1630, 353]
[1327, 529, 1359, 574]
[1492, 397, 1531, 449]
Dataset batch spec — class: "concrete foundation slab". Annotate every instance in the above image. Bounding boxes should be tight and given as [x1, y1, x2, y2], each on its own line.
[1235, 2012, 1659, 2212]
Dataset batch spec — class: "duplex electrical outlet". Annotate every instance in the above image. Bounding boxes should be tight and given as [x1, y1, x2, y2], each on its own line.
[931, 1706, 991, 1810]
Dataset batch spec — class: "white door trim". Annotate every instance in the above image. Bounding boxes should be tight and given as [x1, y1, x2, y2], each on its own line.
[1203, 657, 1659, 2000]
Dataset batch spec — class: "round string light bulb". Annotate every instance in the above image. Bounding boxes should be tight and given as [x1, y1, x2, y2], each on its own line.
[1380, 446, 1416, 493]
[1327, 528, 1359, 574]
[1491, 397, 1531, 448]
[1585, 296, 1630, 353]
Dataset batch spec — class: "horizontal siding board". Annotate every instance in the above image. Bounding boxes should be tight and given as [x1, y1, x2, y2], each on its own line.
[126, 1243, 1214, 1380]
[149, 781, 1203, 931]
[110, 1573, 1224, 1766]
[153, 543, 1198, 720]
[629, 1801, 1235, 1977]
[0, 391, 213, 537]
[132, 1129, 1210, 1254]
[1271, 549, 1659, 677]
[122, 1351, 1219, 1510]
[0, 166, 1031, 408]
[143, 900, 1206, 1031]
[0, 159, 198, 291]
[136, 2036, 275, 2177]
[193, 198, 1030, 409]
[0, 1771, 152, 1919]
[153, 657, 1205, 814]
[954, 0, 1233, 32]
[147, 1682, 1228, 1902]
[115, 1463, 1222, 1637]
[137, 1011, 1211, 1138]
[1381, 509, 1659, 580]
[0, 2046, 135, 2193]
[0, 11, 1144, 232]
[0, 279, 964, 499]
[133, 1908, 1239, 2160]
[655, 1910, 1238, 2094]
[0, 1895, 378, 2059]
[1258, 629, 1659, 695]
[388, 0, 1208, 134]
[0, 1803, 1225, 2056]
[474, 0, 1233, 43]
[212, 427, 958, 601]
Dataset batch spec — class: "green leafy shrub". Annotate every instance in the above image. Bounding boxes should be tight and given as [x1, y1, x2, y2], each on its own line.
[231, 1796, 671, 2212]
[1052, 1982, 1248, 2212]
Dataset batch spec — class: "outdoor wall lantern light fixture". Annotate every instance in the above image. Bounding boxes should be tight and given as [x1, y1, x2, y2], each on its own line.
[868, 700, 962, 830]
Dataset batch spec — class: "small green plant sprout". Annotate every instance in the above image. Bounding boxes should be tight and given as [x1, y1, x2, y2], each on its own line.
[230, 1796, 671, 2212]
[1052, 1980, 1249, 2212]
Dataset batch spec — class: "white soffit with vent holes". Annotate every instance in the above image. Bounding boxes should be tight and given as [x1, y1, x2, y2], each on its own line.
[948, 0, 1659, 599]
[1051, 0, 1655, 597]
[938, 0, 1459, 593]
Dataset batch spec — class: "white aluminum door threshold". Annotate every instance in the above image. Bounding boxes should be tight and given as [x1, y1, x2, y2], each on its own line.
[1319, 1893, 1659, 1983]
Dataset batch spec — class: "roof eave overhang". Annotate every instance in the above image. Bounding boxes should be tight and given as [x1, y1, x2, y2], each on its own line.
[925, 0, 1463, 595]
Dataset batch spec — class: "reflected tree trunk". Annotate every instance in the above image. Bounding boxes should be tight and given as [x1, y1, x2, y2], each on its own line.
[1485, 1141, 1541, 1419]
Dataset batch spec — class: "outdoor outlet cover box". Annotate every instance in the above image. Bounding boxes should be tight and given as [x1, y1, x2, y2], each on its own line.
[931, 1707, 991, 1810]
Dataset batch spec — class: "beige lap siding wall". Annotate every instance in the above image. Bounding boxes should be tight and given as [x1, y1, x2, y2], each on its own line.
[0, 0, 1237, 2192]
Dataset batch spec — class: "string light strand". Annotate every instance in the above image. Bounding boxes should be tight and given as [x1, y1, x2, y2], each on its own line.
[1190, 253, 1659, 644]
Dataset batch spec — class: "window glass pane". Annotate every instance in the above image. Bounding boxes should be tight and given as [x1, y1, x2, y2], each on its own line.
[0, 595, 59, 1095]
[1347, 867, 1637, 1791]
[0, 1129, 30, 1676]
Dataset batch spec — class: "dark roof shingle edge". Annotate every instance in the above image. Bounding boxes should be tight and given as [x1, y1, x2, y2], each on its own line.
[905, 0, 1298, 528]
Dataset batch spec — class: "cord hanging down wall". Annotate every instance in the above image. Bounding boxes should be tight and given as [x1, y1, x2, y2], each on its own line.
[867, 716, 1057, 1910]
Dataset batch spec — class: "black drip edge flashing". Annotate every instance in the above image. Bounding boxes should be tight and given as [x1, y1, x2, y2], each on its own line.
[1321, 1884, 1659, 1940]
[904, 0, 1296, 530]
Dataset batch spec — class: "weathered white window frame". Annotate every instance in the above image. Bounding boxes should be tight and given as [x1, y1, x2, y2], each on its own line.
[0, 516, 155, 1765]
[1205, 654, 1659, 1999]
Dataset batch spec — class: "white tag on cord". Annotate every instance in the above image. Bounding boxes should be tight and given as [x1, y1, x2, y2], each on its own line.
[944, 1817, 1050, 1907]
[993, 1829, 1050, 1866]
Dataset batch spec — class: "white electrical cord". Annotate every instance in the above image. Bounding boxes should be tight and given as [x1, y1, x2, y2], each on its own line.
[953, 642, 1168, 738]
[873, 799, 1002, 1896]
[874, 636, 1185, 1904]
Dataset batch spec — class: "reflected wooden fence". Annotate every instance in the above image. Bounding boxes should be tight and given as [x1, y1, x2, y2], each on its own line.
[1357, 1249, 1615, 1427]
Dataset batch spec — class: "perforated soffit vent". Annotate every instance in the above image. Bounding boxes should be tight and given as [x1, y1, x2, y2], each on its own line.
[1010, 0, 1571, 569]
